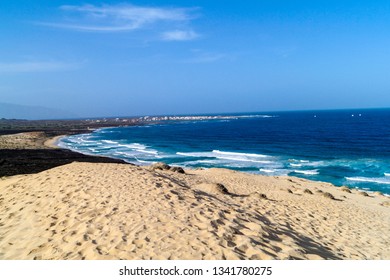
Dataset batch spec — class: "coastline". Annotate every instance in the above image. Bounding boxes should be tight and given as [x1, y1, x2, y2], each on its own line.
[0, 129, 389, 259]
[4, 129, 388, 199]
[0, 130, 130, 177]
[46, 134, 390, 194]
[43, 135, 64, 149]
[56, 131, 390, 197]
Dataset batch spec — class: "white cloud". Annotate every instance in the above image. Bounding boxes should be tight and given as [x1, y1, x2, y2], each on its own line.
[0, 61, 81, 73]
[161, 30, 199, 41]
[41, 3, 198, 32]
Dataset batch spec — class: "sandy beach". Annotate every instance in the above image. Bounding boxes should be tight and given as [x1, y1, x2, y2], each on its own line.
[1, 132, 389, 259]
[3, 0, 390, 266]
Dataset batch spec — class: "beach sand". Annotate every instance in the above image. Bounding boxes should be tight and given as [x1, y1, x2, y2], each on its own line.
[0, 132, 53, 149]
[1, 161, 389, 260]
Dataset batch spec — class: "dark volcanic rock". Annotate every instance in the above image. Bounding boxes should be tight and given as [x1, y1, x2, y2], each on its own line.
[150, 162, 171, 171]
[170, 166, 185, 174]
[0, 149, 129, 177]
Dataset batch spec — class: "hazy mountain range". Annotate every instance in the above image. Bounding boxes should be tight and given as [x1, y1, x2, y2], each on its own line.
[0, 102, 77, 120]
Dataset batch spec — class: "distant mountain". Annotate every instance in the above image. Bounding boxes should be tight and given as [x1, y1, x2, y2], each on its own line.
[0, 102, 77, 120]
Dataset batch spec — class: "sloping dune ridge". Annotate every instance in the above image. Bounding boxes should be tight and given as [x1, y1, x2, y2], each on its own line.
[0, 162, 389, 260]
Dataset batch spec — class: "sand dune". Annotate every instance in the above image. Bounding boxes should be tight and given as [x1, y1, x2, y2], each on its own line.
[0, 132, 51, 149]
[0, 162, 389, 260]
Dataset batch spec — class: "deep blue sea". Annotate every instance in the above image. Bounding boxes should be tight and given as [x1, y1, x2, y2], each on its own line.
[59, 109, 390, 195]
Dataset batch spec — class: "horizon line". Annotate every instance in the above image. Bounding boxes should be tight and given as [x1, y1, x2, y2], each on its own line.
[3, 106, 389, 121]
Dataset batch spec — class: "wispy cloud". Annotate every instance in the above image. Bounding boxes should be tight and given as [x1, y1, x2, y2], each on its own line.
[39, 3, 199, 33]
[0, 61, 82, 73]
[161, 30, 199, 41]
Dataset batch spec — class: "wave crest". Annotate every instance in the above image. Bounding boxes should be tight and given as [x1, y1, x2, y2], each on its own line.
[346, 177, 390, 185]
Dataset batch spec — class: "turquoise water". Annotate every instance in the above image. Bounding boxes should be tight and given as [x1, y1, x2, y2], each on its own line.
[59, 109, 390, 194]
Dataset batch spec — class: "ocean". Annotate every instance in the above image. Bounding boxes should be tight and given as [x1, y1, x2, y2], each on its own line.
[58, 108, 390, 195]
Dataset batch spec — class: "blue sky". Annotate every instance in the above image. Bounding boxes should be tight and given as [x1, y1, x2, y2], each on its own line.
[1, 0, 390, 118]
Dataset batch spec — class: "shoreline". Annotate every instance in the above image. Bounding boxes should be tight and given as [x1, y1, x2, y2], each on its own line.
[43, 135, 65, 149]
[4, 128, 387, 198]
[1, 127, 390, 260]
[56, 132, 390, 197]
[0, 131, 130, 177]
[2, 116, 388, 196]
[0, 117, 144, 177]
[6, 130, 388, 199]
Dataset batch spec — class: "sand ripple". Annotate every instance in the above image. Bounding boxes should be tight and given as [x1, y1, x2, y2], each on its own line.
[0, 162, 389, 259]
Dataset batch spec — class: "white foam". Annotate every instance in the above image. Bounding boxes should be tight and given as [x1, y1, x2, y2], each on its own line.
[180, 160, 219, 167]
[216, 156, 272, 164]
[346, 177, 390, 185]
[197, 160, 222, 164]
[288, 159, 324, 167]
[79, 139, 95, 143]
[177, 152, 214, 157]
[118, 143, 147, 150]
[96, 145, 115, 150]
[114, 151, 136, 156]
[180, 160, 219, 165]
[177, 150, 272, 164]
[102, 140, 119, 144]
[135, 149, 158, 155]
[385, 173, 390, 177]
[292, 170, 319, 175]
[261, 168, 290, 176]
[134, 158, 152, 164]
[212, 150, 268, 158]
[297, 161, 324, 167]
[260, 168, 277, 173]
